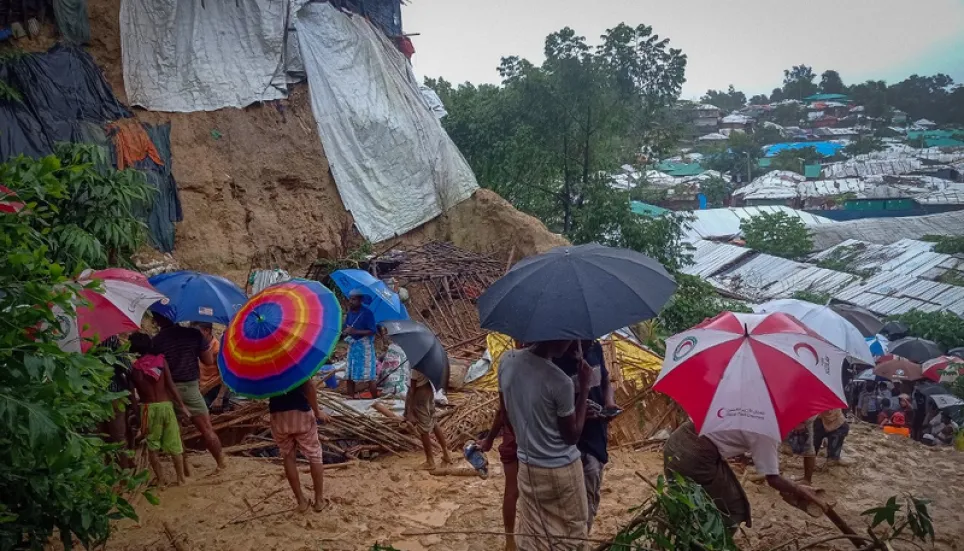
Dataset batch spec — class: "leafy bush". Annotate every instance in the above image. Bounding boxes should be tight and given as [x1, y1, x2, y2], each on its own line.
[611, 474, 737, 551]
[658, 274, 750, 334]
[886, 310, 964, 351]
[791, 290, 831, 304]
[920, 234, 964, 255]
[740, 211, 813, 259]
[863, 495, 934, 544]
[0, 149, 150, 549]
[1, 143, 152, 274]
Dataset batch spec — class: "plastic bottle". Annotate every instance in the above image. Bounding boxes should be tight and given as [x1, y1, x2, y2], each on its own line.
[463, 440, 489, 478]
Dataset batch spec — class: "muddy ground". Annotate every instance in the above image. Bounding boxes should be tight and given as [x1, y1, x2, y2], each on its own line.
[107, 421, 964, 551]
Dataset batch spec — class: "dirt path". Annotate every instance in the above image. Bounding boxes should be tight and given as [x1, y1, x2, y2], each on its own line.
[109, 422, 964, 551]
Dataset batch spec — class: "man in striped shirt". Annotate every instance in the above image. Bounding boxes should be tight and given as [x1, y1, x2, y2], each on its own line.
[152, 312, 226, 472]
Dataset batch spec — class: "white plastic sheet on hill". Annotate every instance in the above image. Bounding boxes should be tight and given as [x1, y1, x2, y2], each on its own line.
[296, 3, 478, 242]
[120, 0, 305, 112]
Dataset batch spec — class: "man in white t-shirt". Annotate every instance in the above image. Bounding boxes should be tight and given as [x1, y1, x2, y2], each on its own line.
[498, 340, 592, 551]
[664, 421, 825, 530]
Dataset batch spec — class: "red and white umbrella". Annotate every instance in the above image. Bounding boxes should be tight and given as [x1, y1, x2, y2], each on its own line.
[653, 311, 848, 441]
[922, 356, 964, 383]
[53, 268, 166, 352]
[0, 185, 25, 214]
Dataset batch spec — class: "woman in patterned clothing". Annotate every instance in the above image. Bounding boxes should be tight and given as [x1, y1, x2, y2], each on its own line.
[343, 289, 377, 398]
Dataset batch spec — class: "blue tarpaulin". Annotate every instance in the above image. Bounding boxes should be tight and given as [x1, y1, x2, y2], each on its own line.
[764, 141, 844, 158]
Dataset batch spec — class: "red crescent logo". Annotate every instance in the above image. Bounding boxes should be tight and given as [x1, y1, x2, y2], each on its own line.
[716, 408, 725, 419]
[793, 342, 819, 365]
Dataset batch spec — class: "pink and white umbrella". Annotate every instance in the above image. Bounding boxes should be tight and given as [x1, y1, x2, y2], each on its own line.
[922, 356, 964, 383]
[54, 268, 166, 352]
[653, 311, 848, 441]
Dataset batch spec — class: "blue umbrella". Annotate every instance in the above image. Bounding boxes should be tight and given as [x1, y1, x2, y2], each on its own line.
[148, 271, 248, 324]
[330, 269, 409, 324]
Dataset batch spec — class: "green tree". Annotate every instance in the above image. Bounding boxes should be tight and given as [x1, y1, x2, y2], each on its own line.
[0, 148, 151, 549]
[740, 211, 814, 259]
[701, 85, 746, 113]
[433, 23, 687, 243]
[850, 80, 890, 119]
[658, 274, 750, 334]
[748, 94, 769, 105]
[768, 102, 804, 126]
[843, 135, 885, 157]
[769, 146, 822, 174]
[888, 73, 954, 122]
[819, 70, 845, 94]
[703, 131, 763, 184]
[886, 310, 964, 352]
[782, 64, 818, 100]
[699, 176, 728, 208]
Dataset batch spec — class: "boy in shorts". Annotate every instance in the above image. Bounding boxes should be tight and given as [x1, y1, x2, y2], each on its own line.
[129, 333, 190, 486]
[269, 379, 330, 512]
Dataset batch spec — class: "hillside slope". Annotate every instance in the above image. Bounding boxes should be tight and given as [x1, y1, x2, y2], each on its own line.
[79, 0, 565, 281]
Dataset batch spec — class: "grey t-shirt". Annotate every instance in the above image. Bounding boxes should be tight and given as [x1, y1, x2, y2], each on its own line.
[498, 349, 579, 468]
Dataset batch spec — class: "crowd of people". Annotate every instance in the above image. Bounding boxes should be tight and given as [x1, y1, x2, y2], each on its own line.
[854, 379, 959, 445]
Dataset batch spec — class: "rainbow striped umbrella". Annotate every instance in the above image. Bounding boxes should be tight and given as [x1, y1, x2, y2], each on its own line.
[218, 279, 342, 399]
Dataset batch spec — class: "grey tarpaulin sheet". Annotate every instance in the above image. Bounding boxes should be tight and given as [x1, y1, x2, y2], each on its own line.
[53, 0, 90, 44]
[119, 0, 306, 112]
[296, 3, 478, 242]
[138, 124, 182, 252]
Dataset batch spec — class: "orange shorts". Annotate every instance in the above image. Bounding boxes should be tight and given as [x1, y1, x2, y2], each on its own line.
[271, 410, 324, 464]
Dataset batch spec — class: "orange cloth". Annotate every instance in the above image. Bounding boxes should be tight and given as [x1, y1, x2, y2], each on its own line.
[198, 339, 221, 391]
[883, 425, 910, 437]
[109, 118, 163, 170]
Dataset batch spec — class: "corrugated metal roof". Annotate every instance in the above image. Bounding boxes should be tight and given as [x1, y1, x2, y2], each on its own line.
[708, 254, 859, 302]
[721, 114, 751, 124]
[684, 206, 834, 242]
[799, 178, 864, 198]
[683, 240, 753, 278]
[823, 158, 922, 178]
[916, 184, 964, 205]
[810, 239, 964, 280]
[810, 210, 964, 250]
[834, 272, 964, 317]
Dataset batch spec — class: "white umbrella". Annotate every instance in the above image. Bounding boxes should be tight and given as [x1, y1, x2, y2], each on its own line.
[753, 299, 875, 366]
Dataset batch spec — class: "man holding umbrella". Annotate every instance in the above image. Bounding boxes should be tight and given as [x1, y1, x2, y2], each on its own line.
[478, 243, 679, 550]
[152, 311, 226, 471]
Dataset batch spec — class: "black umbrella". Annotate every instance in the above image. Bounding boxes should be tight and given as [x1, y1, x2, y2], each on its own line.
[880, 321, 910, 340]
[477, 243, 677, 342]
[948, 347, 964, 360]
[380, 320, 448, 389]
[830, 304, 884, 337]
[890, 337, 943, 363]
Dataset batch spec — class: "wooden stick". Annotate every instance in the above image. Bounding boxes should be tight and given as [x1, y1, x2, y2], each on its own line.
[825, 508, 861, 548]
[504, 245, 516, 273]
[162, 521, 187, 551]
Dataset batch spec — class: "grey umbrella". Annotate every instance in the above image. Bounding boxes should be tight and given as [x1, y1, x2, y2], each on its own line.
[880, 321, 910, 340]
[477, 243, 677, 342]
[890, 337, 943, 363]
[830, 304, 884, 337]
[948, 347, 964, 360]
[381, 320, 448, 389]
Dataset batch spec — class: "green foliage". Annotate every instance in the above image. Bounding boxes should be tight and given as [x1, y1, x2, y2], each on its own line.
[748, 94, 769, 105]
[781, 64, 818, 101]
[862, 495, 934, 543]
[886, 310, 964, 351]
[0, 155, 147, 548]
[843, 135, 885, 157]
[740, 212, 813, 259]
[610, 474, 737, 551]
[703, 131, 764, 183]
[769, 146, 822, 174]
[767, 102, 804, 126]
[700, 85, 745, 113]
[1, 144, 153, 274]
[699, 176, 727, 208]
[791, 290, 831, 305]
[432, 22, 686, 244]
[920, 234, 964, 255]
[819, 70, 845, 94]
[813, 243, 869, 276]
[659, 274, 750, 334]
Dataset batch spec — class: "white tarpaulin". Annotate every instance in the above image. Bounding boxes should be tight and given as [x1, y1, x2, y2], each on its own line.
[120, 0, 304, 112]
[296, 3, 478, 242]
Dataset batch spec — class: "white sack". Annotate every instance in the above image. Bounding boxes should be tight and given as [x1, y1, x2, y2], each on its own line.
[296, 3, 478, 242]
[120, 0, 304, 112]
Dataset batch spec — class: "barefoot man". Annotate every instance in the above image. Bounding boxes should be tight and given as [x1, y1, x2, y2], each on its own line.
[129, 333, 190, 487]
[269, 378, 330, 512]
[152, 311, 226, 472]
[405, 368, 452, 469]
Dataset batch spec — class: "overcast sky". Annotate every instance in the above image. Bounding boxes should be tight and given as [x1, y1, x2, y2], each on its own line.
[403, 0, 964, 99]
